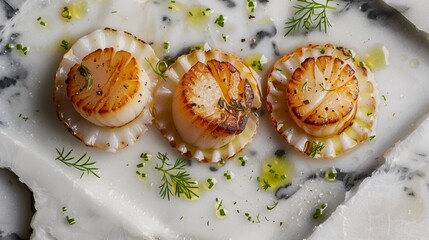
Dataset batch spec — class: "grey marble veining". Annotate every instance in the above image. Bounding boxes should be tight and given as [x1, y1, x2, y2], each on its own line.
[0, 0, 428, 239]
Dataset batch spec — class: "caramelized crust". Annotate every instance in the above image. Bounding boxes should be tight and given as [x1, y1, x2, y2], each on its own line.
[66, 48, 144, 127]
[173, 59, 254, 149]
[286, 56, 359, 137]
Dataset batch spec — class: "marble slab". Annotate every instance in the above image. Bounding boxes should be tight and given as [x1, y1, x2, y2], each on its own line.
[1, 0, 429, 239]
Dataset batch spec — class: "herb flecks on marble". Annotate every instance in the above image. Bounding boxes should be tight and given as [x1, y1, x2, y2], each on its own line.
[55, 148, 100, 178]
[284, 0, 336, 36]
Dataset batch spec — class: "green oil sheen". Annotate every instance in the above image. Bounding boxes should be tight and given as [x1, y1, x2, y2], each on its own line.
[259, 155, 295, 191]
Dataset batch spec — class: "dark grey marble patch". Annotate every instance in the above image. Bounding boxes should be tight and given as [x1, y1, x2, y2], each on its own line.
[218, 0, 236, 8]
[250, 26, 277, 49]
[0, 232, 25, 240]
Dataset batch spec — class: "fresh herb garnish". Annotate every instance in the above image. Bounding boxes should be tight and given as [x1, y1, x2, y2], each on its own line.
[77, 64, 93, 90]
[324, 168, 337, 182]
[251, 59, 263, 71]
[16, 43, 29, 55]
[306, 141, 325, 157]
[313, 203, 328, 219]
[284, 0, 336, 36]
[221, 34, 229, 42]
[155, 152, 199, 200]
[214, 14, 226, 27]
[18, 113, 29, 121]
[238, 156, 248, 166]
[163, 41, 170, 51]
[136, 153, 150, 179]
[140, 152, 151, 161]
[369, 135, 376, 141]
[267, 200, 279, 210]
[223, 170, 234, 180]
[215, 198, 228, 218]
[61, 6, 72, 20]
[37, 17, 47, 27]
[206, 178, 216, 189]
[55, 148, 100, 178]
[246, 0, 256, 13]
[218, 97, 244, 112]
[66, 215, 76, 225]
[145, 58, 168, 81]
[60, 40, 70, 50]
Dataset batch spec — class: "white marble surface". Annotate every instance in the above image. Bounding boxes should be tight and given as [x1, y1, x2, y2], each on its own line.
[1, 0, 429, 239]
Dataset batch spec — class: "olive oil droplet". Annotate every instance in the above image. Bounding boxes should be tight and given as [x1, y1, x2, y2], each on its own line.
[258, 155, 295, 191]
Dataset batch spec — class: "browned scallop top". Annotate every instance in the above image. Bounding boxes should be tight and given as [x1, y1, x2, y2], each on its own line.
[177, 59, 254, 134]
[287, 56, 359, 127]
[66, 48, 141, 117]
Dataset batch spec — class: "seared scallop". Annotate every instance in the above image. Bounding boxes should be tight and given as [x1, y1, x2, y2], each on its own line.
[55, 28, 159, 152]
[267, 44, 378, 158]
[154, 49, 262, 162]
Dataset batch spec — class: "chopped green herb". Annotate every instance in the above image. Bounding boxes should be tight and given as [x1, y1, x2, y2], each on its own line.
[313, 203, 328, 219]
[137, 163, 144, 168]
[246, 0, 256, 13]
[202, 8, 213, 16]
[77, 64, 93, 90]
[223, 170, 234, 180]
[206, 178, 216, 189]
[18, 113, 29, 121]
[251, 59, 263, 71]
[62, 206, 68, 212]
[382, 95, 387, 101]
[111, 10, 117, 13]
[306, 141, 325, 157]
[167, 1, 180, 11]
[163, 41, 170, 51]
[60, 40, 70, 50]
[140, 152, 151, 161]
[320, 48, 325, 54]
[214, 15, 226, 27]
[369, 135, 376, 141]
[61, 6, 72, 20]
[6, 43, 14, 49]
[221, 34, 229, 42]
[324, 168, 337, 182]
[359, 61, 364, 67]
[55, 148, 100, 178]
[37, 17, 47, 26]
[261, 179, 271, 190]
[267, 200, 279, 210]
[238, 156, 248, 166]
[16, 43, 29, 55]
[215, 198, 228, 218]
[367, 112, 373, 116]
[66, 215, 76, 225]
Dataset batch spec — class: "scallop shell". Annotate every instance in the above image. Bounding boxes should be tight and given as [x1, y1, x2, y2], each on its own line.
[54, 28, 159, 152]
[154, 49, 262, 162]
[266, 44, 378, 159]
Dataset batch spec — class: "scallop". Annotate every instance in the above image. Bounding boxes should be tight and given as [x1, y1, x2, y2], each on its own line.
[54, 28, 159, 152]
[154, 49, 262, 162]
[266, 44, 378, 158]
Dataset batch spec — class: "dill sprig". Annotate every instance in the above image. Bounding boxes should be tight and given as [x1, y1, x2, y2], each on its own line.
[284, 0, 336, 36]
[155, 152, 199, 200]
[145, 58, 169, 81]
[55, 148, 100, 178]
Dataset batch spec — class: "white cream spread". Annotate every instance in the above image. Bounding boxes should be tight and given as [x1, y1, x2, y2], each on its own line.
[0, 0, 429, 239]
